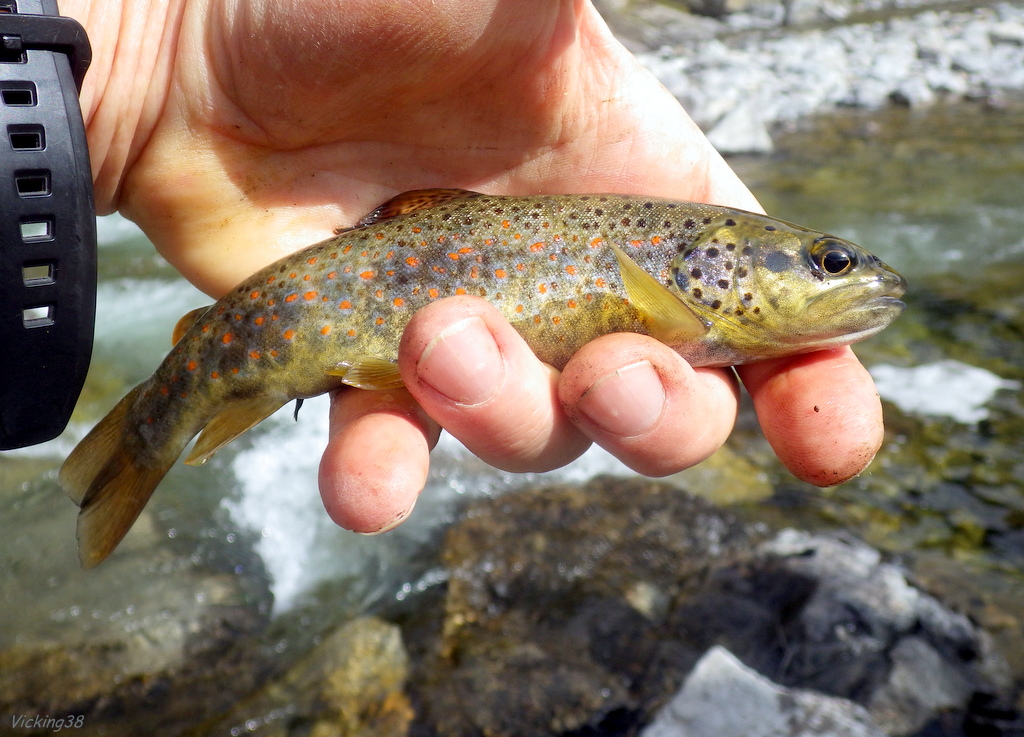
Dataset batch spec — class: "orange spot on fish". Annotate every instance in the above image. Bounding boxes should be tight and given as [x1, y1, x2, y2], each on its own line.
[217, 306, 226, 315]
[595, 278, 606, 288]
[565, 265, 576, 276]
[210, 371, 220, 379]
[375, 317, 385, 326]
[267, 276, 276, 284]
[455, 287, 467, 295]
[516, 263, 525, 271]
[515, 304, 524, 313]
[393, 297, 405, 307]
[285, 294, 299, 303]
[549, 254, 557, 262]
[501, 220, 510, 228]
[234, 314, 243, 321]
[406, 257, 420, 267]
[201, 324, 210, 333]
[342, 245, 353, 254]
[494, 269, 507, 278]
[360, 271, 375, 280]
[630, 240, 642, 247]
[270, 350, 278, 357]
[470, 266, 480, 279]
[250, 351, 260, 360]
[448, 253, 460, 261]
[307, 257, 318, 265]
[283, 330, 296, 340]
[271, 314, 279, 321]
[538, 284, 547, 294]
[304, 291, 318, 301]
[567, 299, 578, 308]
[304, 275, 312, 281]
[428, 288, 439, 299]
[412, 227, 422, 234]
[386, 270, 395, 276]
[347, 329, 356, 337]
[375, 233, 384, 240]
[590, 237, 602, 248]
[552, 316, 561, 325]
[375, 289, 384, 298]
[339, 300, 352, 309]
[232, 367, 240, 375]
[530, 242, 544, 252]
[267, 299, 276, 307]
[651, 236, 661, 245]
[187, 360, 198, 371]
[485, 238, 495, 246]
[250, 290, 261, 299]
[327, 271, 337, 279]
[386, 250, 394, 259]
[534, 316, 542, 324]
[343, 266, 352, 273]
[160, 385, 169, 396]
[222, 333, 233, 344]
[459, 247, 473, 254]
[321, 325, 331, 336]
[289, 271, 298, 279]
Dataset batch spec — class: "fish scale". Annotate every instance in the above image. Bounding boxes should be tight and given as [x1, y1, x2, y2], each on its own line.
[59, 188, 907, 567]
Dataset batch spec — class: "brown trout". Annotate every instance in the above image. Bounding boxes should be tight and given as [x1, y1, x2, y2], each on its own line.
[60, 189, 906, 567]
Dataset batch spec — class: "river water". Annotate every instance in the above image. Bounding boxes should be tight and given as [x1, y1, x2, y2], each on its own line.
[2, 99, 1023, 730]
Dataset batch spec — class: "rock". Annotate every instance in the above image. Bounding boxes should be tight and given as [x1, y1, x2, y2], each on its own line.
[0, 479, 273, 735]
[406, 479, 1012, 736]
[192, 617, 412, 737]
[706, 101, 775, 154]
[641, 646, 886, 737]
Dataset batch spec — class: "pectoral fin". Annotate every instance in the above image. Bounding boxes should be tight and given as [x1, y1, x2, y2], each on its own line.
[185, 396, 289, 466]
[610, 242, 709, 343]
[326, 355, 405, 390]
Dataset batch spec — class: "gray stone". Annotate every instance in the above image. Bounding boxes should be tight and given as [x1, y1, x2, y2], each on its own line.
[642, 646, 886, 737]
[706, 101, 775, 154]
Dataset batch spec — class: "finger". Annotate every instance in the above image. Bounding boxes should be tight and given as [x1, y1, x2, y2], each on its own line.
[558, 333, 740, 477]
[737, 347, 884, 487]
[398, 296, 592, 473]
[318, 387, 440, 533]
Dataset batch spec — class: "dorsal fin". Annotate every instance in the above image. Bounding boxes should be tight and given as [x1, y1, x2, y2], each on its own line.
[172, 305, 213, 345]
[357, 188, 484, 226]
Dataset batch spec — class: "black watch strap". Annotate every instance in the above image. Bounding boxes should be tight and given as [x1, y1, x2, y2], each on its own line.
[0, 0, 96, 449]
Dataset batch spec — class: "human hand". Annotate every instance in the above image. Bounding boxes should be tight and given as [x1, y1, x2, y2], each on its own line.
[67, 0, 884, 533]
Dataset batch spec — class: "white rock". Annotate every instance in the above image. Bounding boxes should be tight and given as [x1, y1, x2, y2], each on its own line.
[706, 101, 775, 154]
[641, 646, 886, 737]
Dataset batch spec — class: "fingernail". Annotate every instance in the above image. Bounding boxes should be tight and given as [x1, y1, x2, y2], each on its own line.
[417, 316, 503, 405]
[577, 360, 665, 437]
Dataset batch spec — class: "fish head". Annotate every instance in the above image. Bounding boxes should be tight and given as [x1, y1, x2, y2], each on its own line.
[668, 217, 907, 364]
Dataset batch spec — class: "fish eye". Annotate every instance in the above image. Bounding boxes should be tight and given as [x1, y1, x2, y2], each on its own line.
[812, 239, 858, 276]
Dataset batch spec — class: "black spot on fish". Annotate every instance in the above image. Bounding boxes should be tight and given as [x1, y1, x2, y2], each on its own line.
[684, 219, 695, 228]
[706, 247, 719, 258]
[764, 251, 792, 273]
[644, 202, 653, 209]
[703, 217, 713, 224]
[663, 220, 672, 228]
[717, 279, 729, 289]
[765, 225, 776, 231]
[668, 203, 678, 208]
[724, 261, 733, 270]
[743, 293, 753, 301]
[725, 218, 736, 227]
[595, 209, 604, 216]
[753, 306, 761, 314]
[742, 245, 753, 256]
[693, 288, 703, 299]
[710, 300, 722, 309]
[726, 243, 736, 251]
[736, 267, 748, 278]
[637, 219, 647, 227]
[621, 217, 631, 226]
[691, 268, 703, 279]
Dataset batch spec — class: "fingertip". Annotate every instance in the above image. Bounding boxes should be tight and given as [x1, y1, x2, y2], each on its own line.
[738, 347, 884, 486]
[319, 389, 438, 533]
[560, 334, 739, 476]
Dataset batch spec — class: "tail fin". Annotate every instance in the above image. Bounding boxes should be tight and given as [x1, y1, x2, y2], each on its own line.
[59, 386, 181, 569]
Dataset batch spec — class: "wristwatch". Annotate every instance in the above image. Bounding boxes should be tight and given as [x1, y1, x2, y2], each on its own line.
[0, 0, 95, 449]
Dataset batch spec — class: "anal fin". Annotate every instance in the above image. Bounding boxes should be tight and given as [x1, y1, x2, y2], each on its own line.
[185, 396, 288, 466]
[326, 354, 405, 390]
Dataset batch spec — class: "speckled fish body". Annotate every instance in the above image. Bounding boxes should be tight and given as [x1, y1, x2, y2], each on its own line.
[60, 189, 906, 567]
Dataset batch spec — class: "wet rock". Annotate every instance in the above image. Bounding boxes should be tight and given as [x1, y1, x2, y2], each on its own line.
[0, 478, 273, 735]
[406, 478, 1010, 736]
[193, 616, 412, 737]
[642, 646, 885, 737]
[706, 101, 775, 154]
